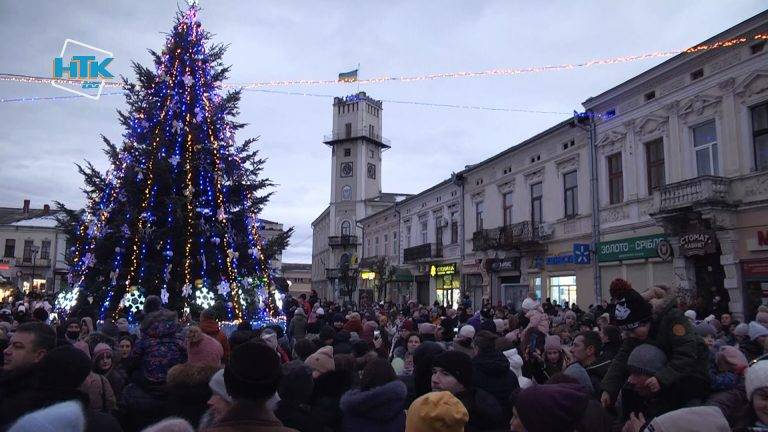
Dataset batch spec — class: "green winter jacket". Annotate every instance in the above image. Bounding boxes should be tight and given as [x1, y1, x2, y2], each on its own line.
[601, 295, 711, 400]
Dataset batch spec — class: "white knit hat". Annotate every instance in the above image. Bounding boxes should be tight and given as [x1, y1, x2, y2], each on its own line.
[457, 325, 475, 339]
[646, 406, 729, 432]
[734, 323, 750, 337]
[684, 310, 696, 321]
[521, 298, 538, 312]
[746, 360, 768, 400]
[749, 321, 768, 341]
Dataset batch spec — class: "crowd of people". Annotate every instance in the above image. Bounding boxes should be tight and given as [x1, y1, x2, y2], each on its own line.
[1, 280, 768, 431]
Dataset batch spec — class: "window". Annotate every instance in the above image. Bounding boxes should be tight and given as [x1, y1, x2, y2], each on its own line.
[646, 139, 666, 191]
[693, 120, 719, 176]
[605, 109, 616, 119]
[393, 232, 398, 255]
[690, 68, 704, 81]
[421, 221, 428, 244]
[607, 153, 623, 204]
[367, 163, 376, 179]
[384, 234, 388, 257]
[341, 220, 351, 236]
[341, 185, 352, 201]
[752, 41, 766, 55]
[406, 226, 412, 248]
[563, 171, 578, 219]
[435, 217, 443, 247]
[343, 148, 351, 157]
[549, 275, 577, 307]
[475, 201, 484, 231]
[41, 240, 51, 260]
[367, 238, 372, 256]
[450, 211, 459, 244]
[531, 183, 542, 225]
[374, 236, 379, 256]
[644, 90, 656, 102]
[369, 124, 374, 138]
[3, 239, 14, 258]
[752, 102, 768, 171]
[503, 192, 513, 226]
[23, 240, 33, 263]
[344, 123, 352, 138]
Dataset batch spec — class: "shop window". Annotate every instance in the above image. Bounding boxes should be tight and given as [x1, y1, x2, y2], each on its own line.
[549, 275, 577, 307]
[645, 138, 666, 191]
[693, 120, 719, 176]
[752, 102, 768, 171]
[607, 153, 623, 204]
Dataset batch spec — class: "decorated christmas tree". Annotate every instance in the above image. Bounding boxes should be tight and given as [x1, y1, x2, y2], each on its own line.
[55, 3, 292, 323]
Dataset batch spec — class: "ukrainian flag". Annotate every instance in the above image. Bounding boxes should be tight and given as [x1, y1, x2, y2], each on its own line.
[338, 69, 358, 83]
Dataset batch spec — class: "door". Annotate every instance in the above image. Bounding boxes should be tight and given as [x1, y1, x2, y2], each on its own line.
[416, 278, 430, 305]
[501, 283, 528, 312]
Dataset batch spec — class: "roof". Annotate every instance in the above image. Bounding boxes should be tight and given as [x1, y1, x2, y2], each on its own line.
[0, 207, 62, 225]
[282, 263, 312, 272]
[10, 215, 60, 228]
[583, 9, 768, 109]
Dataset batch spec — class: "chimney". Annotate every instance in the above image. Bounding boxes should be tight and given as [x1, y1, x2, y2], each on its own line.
[43, 204, 50, 215]
[22, 199, 30, 214]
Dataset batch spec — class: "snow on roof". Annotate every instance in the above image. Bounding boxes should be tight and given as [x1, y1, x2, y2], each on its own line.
[9, 215, 60, 228]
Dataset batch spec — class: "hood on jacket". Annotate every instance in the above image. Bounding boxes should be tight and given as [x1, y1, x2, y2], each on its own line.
[141, 310, 180, 338]
[473, 350, 512, 377]
[340, 380, 407, 421]
[199, 314, 221, 335]
[642, 284, 678, 320]
[80, 317, 94, 334]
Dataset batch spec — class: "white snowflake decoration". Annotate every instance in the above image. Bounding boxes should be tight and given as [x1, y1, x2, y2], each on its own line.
[182, 74, 194, 86]
[121, 289, 145, 313]
[217, 280, 230, 296]
[195, 287, 215, 309]
[172, 120, 183, 133]
[56, 288, 79, 312]
[169, 155, 180, 167]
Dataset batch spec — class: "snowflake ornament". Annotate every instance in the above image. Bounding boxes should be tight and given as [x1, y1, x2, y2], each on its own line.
[55, 288, 79, 312]
[217, 280, 230, 296]
[216, 208, 226, 221]
[121, 289, 145, 313]
[182, 74, 194, 86]
[169, 155, 180, 167]
[181, 283, 193, 297]
[172, 120, 183, 133]
[195, 287, 215, 309]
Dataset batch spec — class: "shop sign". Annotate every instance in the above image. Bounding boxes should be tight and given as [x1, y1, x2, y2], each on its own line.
[430, 263, 456, 277]
[598, 234, 668, 262]
[679, 231, 717, 256]
[489, 258, 521, 273]
[360, 271, 376, 280]
[743, 259, 768, 278]
[573, 244, 591, 264]
[747, 229, 768, 251]
[546, 254, 574, 266]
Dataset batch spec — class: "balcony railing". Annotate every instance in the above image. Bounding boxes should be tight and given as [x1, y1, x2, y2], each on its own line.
[328, 235, 359, 247]
[473, 221, 540, 251]
[403, 243, 441, 263]
[323, 128, 391, 147]
[653, 176, 729, 213]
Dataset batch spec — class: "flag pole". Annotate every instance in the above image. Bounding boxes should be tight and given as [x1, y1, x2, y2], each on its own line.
[357, 63, 360, 92]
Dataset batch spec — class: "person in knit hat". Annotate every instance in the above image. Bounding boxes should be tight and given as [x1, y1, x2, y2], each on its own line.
[510, 383, 588, 432]
[710, 345, 748, 392]
[684, 309, 697, 322]
[601, 278, 710, 412]
[741, 360, 768, 430]
[186, 325, 224, 368]
[743, 322, 768, 362]
[544, 334, 566, 377]
[431, 350, 505, 431]
[695, 322, 717, 350]
[205, 342, 295, 432]
[405, 391, 468, 432]
[91, 342, 127, 402]
[274, 362, 318, 432]
[758, 311, 768, 327]
[305, 345, 335, 378]
[622, 406, 730, 432]
[7, 400, 85, 432]
[203, 369, 232, 427]
[471, 331, 519, 421]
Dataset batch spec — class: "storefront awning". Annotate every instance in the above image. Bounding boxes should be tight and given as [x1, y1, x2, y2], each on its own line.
[392, 267, 413, 282]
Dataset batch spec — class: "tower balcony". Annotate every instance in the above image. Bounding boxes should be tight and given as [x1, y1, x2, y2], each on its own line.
[323, 128, 391, 148]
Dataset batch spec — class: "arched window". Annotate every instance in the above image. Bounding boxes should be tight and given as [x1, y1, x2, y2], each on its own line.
[341, 220, 351, 236]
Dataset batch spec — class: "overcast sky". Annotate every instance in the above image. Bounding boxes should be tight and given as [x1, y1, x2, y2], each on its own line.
[0, 1, 765, 263]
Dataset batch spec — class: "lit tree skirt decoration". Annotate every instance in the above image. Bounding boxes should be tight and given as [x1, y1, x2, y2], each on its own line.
[56, 288, 79, 312]
[121, 288, 145, 313]
[195, 287, 215, 309]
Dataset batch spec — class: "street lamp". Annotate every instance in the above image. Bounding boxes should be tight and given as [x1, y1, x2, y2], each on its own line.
[30, 245, 39, 292]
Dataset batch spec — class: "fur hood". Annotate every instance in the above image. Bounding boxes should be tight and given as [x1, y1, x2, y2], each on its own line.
[340, 381, 407, 421]
[641, 285, 678, 320]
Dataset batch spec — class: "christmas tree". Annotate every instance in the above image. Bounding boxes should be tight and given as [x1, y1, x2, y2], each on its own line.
[55, 3, 292, 323]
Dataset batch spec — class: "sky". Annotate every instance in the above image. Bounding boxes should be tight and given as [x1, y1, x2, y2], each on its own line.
[0, 1, 766, 264]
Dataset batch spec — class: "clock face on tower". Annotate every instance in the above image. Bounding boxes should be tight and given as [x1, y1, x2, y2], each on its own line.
[340, 162, 353, 178]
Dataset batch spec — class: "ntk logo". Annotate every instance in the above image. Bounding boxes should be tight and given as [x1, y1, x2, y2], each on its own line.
[52, 39, 114, 100]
